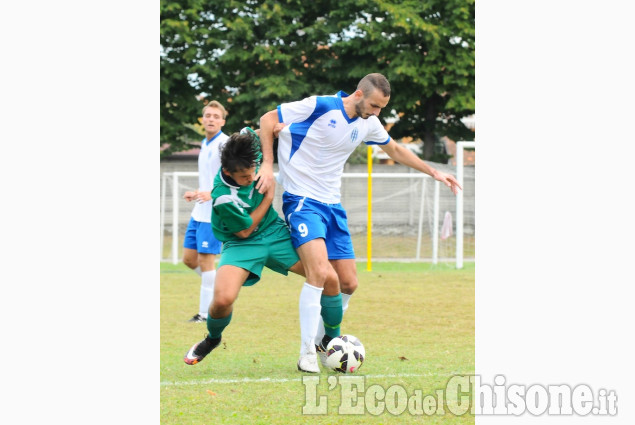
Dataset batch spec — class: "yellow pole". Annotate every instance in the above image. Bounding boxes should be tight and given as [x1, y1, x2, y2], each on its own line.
[367, 146, 372, 271]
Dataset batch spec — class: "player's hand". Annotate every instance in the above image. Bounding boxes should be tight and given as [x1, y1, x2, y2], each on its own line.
[255, 162, 274, 194]
[273, 122, 286, 138]
[195, 191, 211, 203]
[183, 191, 196, 202]
[434, 171, 462, 195]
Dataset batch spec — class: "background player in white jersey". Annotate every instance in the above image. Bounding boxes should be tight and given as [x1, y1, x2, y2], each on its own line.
[182, 101, 229, 323]
[257, 73, 462, 361]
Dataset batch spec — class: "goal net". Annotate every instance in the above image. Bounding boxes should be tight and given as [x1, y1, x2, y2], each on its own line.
[160, 147, 474, 266]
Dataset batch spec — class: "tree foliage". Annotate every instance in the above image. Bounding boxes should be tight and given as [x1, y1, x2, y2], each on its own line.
[160, 0, 474, 159]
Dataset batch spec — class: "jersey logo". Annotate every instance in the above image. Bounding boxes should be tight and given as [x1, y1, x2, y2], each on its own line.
[351, 127, 359, 143]
[328, 119, 337, 128]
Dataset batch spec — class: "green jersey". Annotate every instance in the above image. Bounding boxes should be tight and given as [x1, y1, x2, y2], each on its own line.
[211, 171, 280, 242]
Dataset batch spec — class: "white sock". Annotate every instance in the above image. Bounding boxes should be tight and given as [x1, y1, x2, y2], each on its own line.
[199, 270, 216, 318]
[315, 293, 352, 345]
[299, 282, 323, 355]
[341, 293, 351, 313]
[193, 266, 202, 276]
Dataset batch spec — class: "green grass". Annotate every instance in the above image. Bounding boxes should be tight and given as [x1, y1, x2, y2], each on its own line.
[351, 234, 475, 260]
[161, 261, 474, 424]
[161, 234, 475, 262]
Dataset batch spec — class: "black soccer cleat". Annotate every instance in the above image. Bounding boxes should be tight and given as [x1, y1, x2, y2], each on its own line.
[188, 314, 206, 323]
[184, 335, 221, 365]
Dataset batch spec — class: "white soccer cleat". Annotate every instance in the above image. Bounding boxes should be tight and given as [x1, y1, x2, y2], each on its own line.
[297, 353, 320, 373]
[316, 343, 328, 367]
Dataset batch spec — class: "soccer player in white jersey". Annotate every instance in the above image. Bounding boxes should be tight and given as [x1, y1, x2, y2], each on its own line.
[182, 101, 229, 323]
[257, 73, 462, 364]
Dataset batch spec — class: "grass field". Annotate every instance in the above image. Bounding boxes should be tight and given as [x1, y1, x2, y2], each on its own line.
[161, 234, 475, 262]
[161, 261, 475, 424]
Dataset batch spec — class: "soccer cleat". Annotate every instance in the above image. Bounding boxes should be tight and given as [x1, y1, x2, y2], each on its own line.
[316, 343, 328, 367]
[297, 353, 320, 373]
[315, 335, 333, 367]
[184, 335, 221, 365]
[188, 314, 206, 323]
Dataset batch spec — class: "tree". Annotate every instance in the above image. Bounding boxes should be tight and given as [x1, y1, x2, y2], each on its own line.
[160, 0, 474, 160]
[161, 0, 345, 155]
[329, 0, 475, 160]
[160, 0, 212, 156]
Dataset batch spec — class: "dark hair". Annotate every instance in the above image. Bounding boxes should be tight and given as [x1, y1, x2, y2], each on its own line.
[220, 133, 259, 173]
[357, 73, 391, 97]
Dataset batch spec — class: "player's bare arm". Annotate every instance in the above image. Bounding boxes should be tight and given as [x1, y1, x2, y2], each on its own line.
[255, 110, 279, 194]
[195, 191, 211, 203]
[233, 184, 275, 239]
[379, 139, 462, 195]
[253, 124, 284, 139]
[183, 190, 211, 203]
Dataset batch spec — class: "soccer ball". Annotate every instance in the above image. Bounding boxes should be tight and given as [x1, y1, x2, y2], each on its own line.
[325, 334, 365, 373]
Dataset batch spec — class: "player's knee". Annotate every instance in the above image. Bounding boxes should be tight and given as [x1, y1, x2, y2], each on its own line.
[212, 292, 235, 311]
[310, 263, 336, 286]
[340, 277, 358, 294]
[183, 256, 198, 269]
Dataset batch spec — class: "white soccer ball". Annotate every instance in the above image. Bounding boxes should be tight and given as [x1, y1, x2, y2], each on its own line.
[325, 334, 365, 373]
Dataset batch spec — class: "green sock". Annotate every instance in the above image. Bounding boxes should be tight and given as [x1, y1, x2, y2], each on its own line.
[207, 312, 233, 339]
[321, 293, 343, 339]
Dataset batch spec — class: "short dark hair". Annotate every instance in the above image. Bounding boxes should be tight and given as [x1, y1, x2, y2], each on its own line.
[357, 73, 391, 97]
[220, 133, 259, 173]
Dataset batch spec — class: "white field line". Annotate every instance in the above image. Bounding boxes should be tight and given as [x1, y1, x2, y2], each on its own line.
[161, 372, 460, 387]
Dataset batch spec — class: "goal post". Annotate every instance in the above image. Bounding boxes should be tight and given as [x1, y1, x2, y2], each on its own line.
[456, 141, 476, 269]
[159, 171, 198, 264]
[160, 167, 474, 265]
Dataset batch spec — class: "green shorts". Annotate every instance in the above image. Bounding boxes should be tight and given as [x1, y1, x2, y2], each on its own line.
[218, 217, 300, 286]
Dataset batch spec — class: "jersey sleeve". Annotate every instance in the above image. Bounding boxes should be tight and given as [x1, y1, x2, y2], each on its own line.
[277, 96, 318, 124]
[212, 191, 253, 234]
[363, 116, 391, 145]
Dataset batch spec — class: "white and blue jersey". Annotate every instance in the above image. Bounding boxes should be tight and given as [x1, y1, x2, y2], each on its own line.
[276, 91, 390, 204]
[277, 91, 390, 257]
[190, 131, 229, 223]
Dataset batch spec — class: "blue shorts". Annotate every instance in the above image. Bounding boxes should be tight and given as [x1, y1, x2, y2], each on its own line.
[183, 217, 222, 254]
[281, 192, 355, 260]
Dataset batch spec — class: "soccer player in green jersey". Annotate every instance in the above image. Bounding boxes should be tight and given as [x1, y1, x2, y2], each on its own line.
[184, 128, 342, 373]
